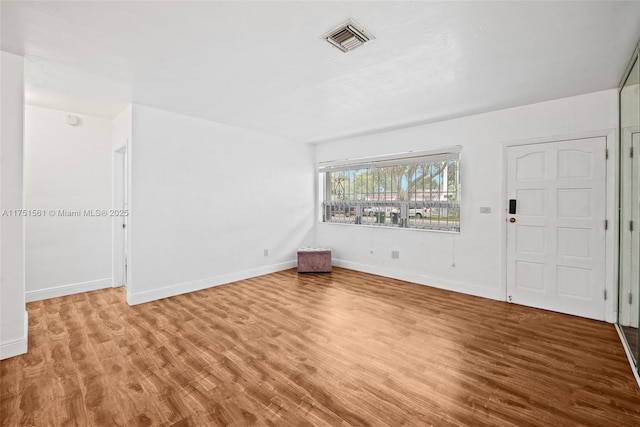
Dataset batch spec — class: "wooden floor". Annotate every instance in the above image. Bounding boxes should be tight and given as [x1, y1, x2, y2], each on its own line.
[2, 268, 640, 426]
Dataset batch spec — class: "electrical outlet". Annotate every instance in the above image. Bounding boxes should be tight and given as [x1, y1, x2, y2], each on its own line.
[391, 250, 400, 259]
[263, 249, 269, 257]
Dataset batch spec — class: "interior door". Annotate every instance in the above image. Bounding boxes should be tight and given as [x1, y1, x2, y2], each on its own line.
[506, 137, 607, 320]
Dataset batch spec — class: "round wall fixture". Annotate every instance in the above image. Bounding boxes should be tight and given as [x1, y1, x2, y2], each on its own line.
[65, 115, 79, 126]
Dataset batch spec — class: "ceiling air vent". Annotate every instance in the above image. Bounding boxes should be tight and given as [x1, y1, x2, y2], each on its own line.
[322, 19, 374, 53]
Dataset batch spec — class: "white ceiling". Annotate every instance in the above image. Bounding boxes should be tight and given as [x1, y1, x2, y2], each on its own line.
[2, 1, 640, 143]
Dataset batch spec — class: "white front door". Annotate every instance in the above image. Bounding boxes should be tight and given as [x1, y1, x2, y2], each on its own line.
[506, 137, 607, 320]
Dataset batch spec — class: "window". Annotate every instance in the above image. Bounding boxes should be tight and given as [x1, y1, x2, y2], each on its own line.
[319, 149, 461, 232]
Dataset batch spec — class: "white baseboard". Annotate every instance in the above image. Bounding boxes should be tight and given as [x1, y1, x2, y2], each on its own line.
[127, 260, 297, 305]
[332, 258, 503, 301]
[615, 324, 640, 388]
[0, 312, 28, 360]
[25, 278, 112, 302]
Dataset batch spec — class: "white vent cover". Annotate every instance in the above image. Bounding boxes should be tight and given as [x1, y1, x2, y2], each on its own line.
[322, 19, 374, 53]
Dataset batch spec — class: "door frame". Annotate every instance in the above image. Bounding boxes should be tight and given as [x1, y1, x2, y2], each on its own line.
[619, 127, 640, 327]
[501, 129, 618, 323]
[112, 145, 128, 288]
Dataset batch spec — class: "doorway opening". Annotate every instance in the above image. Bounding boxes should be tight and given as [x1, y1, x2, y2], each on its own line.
[113, 146, 128, 288]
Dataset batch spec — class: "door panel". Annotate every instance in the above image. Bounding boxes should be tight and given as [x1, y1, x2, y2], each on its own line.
[557, 227, 589, 258]
[515, 261, 545, 291]
[557, 189, 591, 218]
[517, 189, 545, 216]
[558, 149, 591, 178]
[506, 137, 607, 320]
[516, 226, 545, 254]
[516, 152, 546, 180]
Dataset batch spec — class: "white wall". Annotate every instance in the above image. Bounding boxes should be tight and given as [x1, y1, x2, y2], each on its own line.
[316, 90, 618, 318]
[0, 51, 27, 359]
[127, 105, 315, 304]
[24, 106, 113, 301]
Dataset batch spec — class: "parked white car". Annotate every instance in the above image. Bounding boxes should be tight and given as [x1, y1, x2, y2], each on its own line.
[409, 207, 430, 218]
[363, 206, 382, 216]
[363, 206, 400, 216]
[363, 206, 429, 218]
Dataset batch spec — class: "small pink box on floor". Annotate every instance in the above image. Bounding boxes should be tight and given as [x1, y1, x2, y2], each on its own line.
[297, 247, 332, 273]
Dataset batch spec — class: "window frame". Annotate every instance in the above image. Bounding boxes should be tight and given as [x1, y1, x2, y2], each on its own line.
[318, 147, 462, 233]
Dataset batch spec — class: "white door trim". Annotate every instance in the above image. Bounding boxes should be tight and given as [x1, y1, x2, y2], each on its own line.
[112, 145, 128, 288]
[619, 127, 640, 327]
[501, 129, 618, 323]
